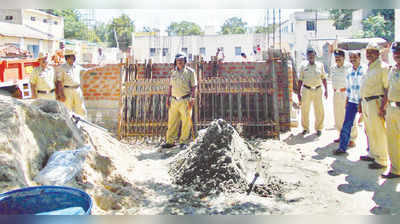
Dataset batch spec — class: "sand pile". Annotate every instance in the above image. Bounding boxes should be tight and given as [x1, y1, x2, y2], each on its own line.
[169, 119, 286, 197]
[0, 96, 143, 214]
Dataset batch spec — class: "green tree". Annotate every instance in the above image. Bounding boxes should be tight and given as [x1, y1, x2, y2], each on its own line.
[166, 21, 203, 36]
[329, 9, 356, 30]
[355, 13, 393, 41]
[40, 9, 91, 40]
[106, 14, 135, 51]
[220, 17, 248, 34]
[93, 22, 108, 43]
[253, 25, 275, 34]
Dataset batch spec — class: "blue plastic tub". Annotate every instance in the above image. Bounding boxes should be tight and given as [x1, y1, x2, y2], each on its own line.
[0, 186, 92, 215]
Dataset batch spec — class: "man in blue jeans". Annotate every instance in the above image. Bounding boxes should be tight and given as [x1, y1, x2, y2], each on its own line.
[333, 50, 365, 155]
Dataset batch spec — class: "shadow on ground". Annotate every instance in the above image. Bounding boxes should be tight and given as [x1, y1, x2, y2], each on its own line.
[283, 133, 319, 145]
[313, 142, 400, 214]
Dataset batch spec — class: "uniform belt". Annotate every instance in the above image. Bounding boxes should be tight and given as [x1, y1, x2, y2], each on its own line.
[363, 95, 384, 102]
[172, 94, 191, 100]
[64, 85, 80, 89]
[390, 101, 400, 108]
[37, 89, 55, 94]
[334, 88, 346, 92]
[303, 85, 321, 90]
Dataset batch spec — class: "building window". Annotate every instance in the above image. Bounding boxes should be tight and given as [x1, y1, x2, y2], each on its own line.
[27, 44, 39, 58]
[162, 48, 168, 56]
[43, 19, 48, 23]
[54, 21, 58, 25]
[150, 48, 156, 56]
[306, 21, 315, 31]
[235, 47, 242, 56]
[30, 16, 36, 21]
[291, 23, 294, 32]
[199, 47, 206, 55]
[181, 48, 188, 55]
[5, 16, 13, 20]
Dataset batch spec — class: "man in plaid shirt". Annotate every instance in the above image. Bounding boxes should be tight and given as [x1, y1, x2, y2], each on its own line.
[334, 50, 365, 155]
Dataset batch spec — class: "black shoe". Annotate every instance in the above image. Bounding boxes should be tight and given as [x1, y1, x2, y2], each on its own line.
[368, 162, 386, 169]
[302, 130, 309, 135]
[333, 149, 347, 155]
[161, 143, 176, 149]
[359, 155, 375, 162]
[381, 172, 400, 179]
[316, 130, 322, 136]
[179, 143, 188, 149]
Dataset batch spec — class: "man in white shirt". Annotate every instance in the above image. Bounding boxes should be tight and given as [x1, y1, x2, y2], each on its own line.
[331, 49, 357, 147]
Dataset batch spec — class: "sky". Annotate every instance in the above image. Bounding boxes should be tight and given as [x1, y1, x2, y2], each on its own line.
[80, 9, 303, 34]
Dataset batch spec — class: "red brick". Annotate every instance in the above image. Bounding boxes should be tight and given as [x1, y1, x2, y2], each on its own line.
[103, 93, 111, 96]
[88, 89, 97, 93]
[93, 93, 101, 96]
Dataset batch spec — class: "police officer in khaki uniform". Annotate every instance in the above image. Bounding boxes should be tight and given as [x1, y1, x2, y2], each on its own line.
[162, 53, 197, 149]
[56, 49, 88, 117]
[382, 42, 400, 178]
[359, 42, 389, 169]
[298, 47, 328, 136]
[331, 49, 357, 146]
[30, 52, 56, 100]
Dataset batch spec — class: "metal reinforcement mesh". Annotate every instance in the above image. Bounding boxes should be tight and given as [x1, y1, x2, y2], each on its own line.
[118, 52, 291, 140]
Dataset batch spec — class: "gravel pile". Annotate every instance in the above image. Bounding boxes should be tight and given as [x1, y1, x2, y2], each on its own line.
[169, 119, 285, 197]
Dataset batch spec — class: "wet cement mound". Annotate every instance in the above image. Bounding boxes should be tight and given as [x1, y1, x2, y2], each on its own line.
[169, 119, 288, 197]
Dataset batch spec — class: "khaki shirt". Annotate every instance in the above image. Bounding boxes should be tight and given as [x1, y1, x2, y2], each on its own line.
[360, 59, 389, 98]
[299, 61, 326, 87]
[56, 63, 87, 86]
[388, 66, 400, 102]
[30, 66, 56, 91]
[331, 63, 351, 90]
[170, 66, 197, 98]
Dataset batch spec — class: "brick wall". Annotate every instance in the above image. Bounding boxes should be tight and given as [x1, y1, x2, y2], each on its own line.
[81, 64, 121, 131]
[81, 60, 290, 134]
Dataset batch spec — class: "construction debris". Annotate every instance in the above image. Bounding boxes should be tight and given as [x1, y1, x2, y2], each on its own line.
[169, 119, 287, 197]
[0, 96, 143, 214]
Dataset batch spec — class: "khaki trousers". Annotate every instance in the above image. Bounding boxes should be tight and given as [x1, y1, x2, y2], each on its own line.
[301, 87, 324, 131]
[166, 98, 192, 144]
[333, 91, 357, 140]
[37, 92, 56, 100]
[63, 88, 87, 117]
[386, 106, 400, 175]
[362, 99, 388, 165]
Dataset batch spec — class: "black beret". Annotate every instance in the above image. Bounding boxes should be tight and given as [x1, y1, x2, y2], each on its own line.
[391, 42, 400, 53]
[333, 49, 345, 57]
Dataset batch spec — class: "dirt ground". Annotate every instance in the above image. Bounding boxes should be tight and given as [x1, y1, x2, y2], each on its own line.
[1, 82, 399, 215]
[124, 82, 400, 215]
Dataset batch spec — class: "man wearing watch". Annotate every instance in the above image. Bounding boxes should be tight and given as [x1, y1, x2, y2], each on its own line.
[162, 52, 197, 149]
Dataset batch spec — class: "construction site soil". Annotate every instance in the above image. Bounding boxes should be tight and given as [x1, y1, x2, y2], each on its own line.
[1, 87, 400, 215]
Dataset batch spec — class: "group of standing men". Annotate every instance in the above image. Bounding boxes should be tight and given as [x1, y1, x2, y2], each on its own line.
[297, 42, 400, 179]
[30, 49, 93, 117]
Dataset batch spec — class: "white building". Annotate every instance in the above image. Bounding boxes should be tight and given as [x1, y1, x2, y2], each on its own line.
[132, 10, 363, 66]
[274, 10, 362, 71]
[0, 9, 64, 57]
[132, 32, 267, 63]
